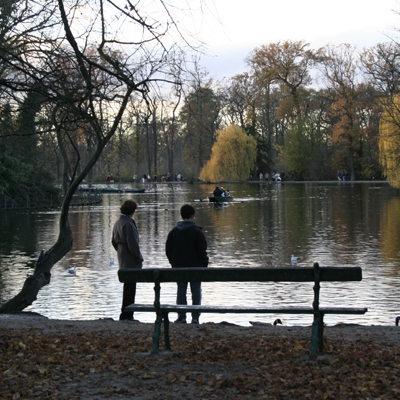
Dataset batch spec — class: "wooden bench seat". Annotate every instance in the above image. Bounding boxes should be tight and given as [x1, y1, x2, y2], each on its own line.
[118, 263, 367, 360]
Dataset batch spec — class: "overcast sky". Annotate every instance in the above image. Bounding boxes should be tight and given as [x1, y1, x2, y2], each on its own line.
[196, 0, 400, 79]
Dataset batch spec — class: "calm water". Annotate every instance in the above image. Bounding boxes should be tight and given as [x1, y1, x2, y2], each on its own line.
[1, 181, 399, 326]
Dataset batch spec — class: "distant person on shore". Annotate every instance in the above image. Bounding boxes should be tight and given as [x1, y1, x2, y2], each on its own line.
[112, 199, 143, 321]
[166, 204, 209, 324]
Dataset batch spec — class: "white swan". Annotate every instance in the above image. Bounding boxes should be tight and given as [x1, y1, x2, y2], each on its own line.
[291, 255, 298, 265]
[67, 266, 76, 276]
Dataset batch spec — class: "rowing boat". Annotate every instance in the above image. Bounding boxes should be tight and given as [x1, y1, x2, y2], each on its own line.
[208, 196, 234, 203]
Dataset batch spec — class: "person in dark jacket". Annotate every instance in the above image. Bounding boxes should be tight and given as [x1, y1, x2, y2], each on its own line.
[166, 204, 208, 324]
[213, 186, 223, 197]
[112, 199, 143, 321]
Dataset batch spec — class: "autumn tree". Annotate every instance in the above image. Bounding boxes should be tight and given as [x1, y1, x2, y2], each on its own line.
[199, 124, 257, 182]
[360, 42, 400, 97]
[320, 44, 368, 180]
[222, 73, 272, 175]
[180, 61, 222, 177]
[361, 42, 400, 181]
[247, 40, 321, 118]
[279, 89, 333, 181]
[244, 40, 322, 176]
[379, 95, 400, 187]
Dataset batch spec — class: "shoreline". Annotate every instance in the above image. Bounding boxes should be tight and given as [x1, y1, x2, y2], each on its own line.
[1, 312, 399, 347]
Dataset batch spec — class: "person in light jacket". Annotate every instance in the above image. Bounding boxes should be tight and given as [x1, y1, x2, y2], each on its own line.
[166, 204, 208, 324]
[112, 199, 143, 321]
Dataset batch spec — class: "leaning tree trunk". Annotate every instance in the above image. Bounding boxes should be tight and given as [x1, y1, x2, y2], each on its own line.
[0, 189, 75, 313]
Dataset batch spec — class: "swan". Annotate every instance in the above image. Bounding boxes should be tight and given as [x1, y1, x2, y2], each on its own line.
[67, 266, 76, 276]
[291, 255, 298, 265]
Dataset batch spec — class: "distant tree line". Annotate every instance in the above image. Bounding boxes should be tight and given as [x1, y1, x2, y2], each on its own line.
[3, 15, 400, 204]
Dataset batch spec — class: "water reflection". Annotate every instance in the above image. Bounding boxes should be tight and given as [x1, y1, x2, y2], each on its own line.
[0, 182, 399, 326]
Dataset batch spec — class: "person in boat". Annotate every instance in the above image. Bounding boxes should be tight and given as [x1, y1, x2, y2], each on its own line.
[213, 186, 223, 197]
[220, 187, 226, 197]
[225, 189, 231, 196]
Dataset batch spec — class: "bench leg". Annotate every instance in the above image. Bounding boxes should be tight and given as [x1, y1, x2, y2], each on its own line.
[309, 312, 325, 360]
[318, 313, 325, 355]
[163, 312, 172, 351]
[310, 313, 320, 361]
[151, 312, 163, 354]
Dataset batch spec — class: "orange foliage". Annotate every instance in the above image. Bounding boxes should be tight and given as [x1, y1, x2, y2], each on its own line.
[379, 95, 400, 188]
[199, 125, 257, 182]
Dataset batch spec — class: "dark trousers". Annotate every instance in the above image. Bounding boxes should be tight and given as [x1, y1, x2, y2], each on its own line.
[119, 281, 136, 320]
[176, 281, 201, 319]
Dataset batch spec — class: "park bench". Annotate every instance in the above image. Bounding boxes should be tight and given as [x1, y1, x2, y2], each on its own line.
[118, 263, 367, 360]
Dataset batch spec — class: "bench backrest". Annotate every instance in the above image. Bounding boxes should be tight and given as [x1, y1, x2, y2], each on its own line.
[118, 264, 362, 283]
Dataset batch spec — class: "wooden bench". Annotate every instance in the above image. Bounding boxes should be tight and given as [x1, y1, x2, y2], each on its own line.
[118, 263, 367, 360]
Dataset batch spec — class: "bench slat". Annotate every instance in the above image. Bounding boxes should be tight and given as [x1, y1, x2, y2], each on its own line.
[118, 266, 362, 283]
[124, 303, 368, 315]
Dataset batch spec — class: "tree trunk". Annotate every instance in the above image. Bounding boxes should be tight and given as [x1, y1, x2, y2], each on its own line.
[0, 189, 74, 313]
[152, 111, 157, 178]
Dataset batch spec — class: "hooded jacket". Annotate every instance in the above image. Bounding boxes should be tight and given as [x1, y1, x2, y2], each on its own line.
[166, 220, 208, 268]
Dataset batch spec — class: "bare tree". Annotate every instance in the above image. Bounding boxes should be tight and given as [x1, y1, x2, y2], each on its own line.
[0, 0, 205, 313]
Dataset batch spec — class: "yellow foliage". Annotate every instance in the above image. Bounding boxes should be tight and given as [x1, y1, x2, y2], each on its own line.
[199, 125, 257, 182]
[380, 197, 400, 264]
[379, 95, 400, 188]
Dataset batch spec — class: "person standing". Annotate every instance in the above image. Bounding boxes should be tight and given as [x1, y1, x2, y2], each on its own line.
[166, 204, 209, 324]
[112, 199, 143, 321]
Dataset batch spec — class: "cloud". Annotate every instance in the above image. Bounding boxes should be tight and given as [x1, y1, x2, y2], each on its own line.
[197, 0, 400, 79]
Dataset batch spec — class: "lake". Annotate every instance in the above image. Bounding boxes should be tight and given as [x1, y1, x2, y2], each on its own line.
[1, 181, 399, 327]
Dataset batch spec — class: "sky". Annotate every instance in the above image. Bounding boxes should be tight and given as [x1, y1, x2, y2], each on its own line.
[194, 0, 400, 80]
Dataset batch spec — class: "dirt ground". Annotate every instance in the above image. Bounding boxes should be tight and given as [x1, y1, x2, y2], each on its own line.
[0, 313, 399, 399]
